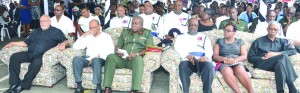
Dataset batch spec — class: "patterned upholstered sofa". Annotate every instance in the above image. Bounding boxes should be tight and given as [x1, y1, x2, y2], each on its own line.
[0, 46, 66, 87]
[60, 28, 161, 93]
[161, 30, 300, 93]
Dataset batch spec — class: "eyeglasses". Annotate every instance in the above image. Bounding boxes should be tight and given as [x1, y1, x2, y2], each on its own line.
[223, 29, 235, 32]
[286, 12, 295, 16]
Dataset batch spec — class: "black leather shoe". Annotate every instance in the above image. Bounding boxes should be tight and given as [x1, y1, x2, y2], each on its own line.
[13, 86, 25, 93]
[3, 85, 18, 93]
[74, 88, 84, 93]
[94, 89, 101, 93]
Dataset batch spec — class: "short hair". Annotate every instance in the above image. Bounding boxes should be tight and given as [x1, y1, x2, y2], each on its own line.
[268, 21, 281, 29]
[81, 6, 90, 11]
[247, 3, 253, 7]
[225, 23, 237, 32]
[134, 16, 144, 26]
[266, 10, 276, 17]
[288, 7, 296, 13]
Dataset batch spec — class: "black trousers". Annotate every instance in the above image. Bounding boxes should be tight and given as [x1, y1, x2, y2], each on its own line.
[255, 54, 298, 93]
[179, 61, 214, 93]
[9, 51, 43, 89]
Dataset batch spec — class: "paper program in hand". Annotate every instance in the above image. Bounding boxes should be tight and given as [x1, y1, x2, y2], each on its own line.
[117, 49, 129, 59]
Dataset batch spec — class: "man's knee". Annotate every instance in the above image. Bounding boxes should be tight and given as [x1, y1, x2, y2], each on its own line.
[91, 58, 104, 66]
[10, 53, 21, 62]
[179, 61, 189, 69]
[132, 56, 143, 66]
[106, 54, 119, 61]
[202, 62, 214, 69]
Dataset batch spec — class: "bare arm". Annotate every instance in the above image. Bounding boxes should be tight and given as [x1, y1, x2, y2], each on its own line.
[212, 44, 227, 62]
[76, 25, 84, 36]
[4, 41, 28, 48]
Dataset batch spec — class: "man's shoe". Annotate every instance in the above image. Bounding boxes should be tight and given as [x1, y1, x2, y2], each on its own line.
[3, 85, 18, 93]
[74, 88, 84, 93]
[94, 89, 101, 93]
[104, 87, 112, 93]
[14, 86, 25, 93]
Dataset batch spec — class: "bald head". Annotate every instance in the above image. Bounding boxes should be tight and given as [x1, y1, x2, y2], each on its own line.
[174, 0, 183, 14]
[40, 15, 51, 30]
[89, 19, 101, 36]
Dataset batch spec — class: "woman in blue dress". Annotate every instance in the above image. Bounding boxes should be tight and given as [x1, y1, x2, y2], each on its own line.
[19, 0, 31, 37]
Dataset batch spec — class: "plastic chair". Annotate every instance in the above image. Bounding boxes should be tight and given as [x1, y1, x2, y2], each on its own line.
[1, 18, 11, 41]
[17, 24, 21, 37]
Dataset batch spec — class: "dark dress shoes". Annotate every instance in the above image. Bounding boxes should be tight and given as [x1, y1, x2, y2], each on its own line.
[13, 86, 25, 93]
[3, 85, 18, 93]
[104, 87, 112, 93]
[74, 88, 84, 93]
[94, 89, 101, 93]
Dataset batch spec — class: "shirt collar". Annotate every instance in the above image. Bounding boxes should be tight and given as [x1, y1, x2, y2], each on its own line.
[264, 35, 280, 42]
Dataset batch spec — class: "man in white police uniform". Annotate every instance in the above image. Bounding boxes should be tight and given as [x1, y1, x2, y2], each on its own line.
[159, 0, 190, 39]
[139, 1, 162, 37]
[109, 5, 132, 28]
[77, 6, 100, 36]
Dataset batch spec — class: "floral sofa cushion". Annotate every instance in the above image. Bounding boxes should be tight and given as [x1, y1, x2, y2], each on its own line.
[61, 28, 161, 93]
[0, 46, 66, 87]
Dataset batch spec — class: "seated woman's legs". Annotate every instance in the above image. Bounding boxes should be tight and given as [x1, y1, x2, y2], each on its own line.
[233, 65, 254, 93]
[220, 66, 241, 93]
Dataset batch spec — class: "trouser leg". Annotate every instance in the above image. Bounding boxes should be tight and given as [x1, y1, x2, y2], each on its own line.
[179, 61, 194, 93]
[72, 56, 89, 83]
[196, 61, 214, 93]
[103, 54, 126, 87]
[275, 62, 286, 93]
[9, 52, 31, 85]
[127, 56, 144, 90]
[90, 58, 105, 85]
[20, 55, 43, 89]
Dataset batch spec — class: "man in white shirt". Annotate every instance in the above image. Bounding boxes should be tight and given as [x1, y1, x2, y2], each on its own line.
[254, 10, 285, 38]
[72, 19, 114, 93]
[77, 6, 100, 36]
[109, 6, 132, 28]
[159, 0, 190, 39]
[215, 5, 229, 29]
[174, 18, 214, 93]
[51, 5, 75, 38]
[139, 1, 162, 37]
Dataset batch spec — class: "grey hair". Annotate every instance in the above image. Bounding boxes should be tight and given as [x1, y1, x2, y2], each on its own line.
[288, 7, 296, 13]
[268, 21, 281, 29]
[133, 16, 144, 26]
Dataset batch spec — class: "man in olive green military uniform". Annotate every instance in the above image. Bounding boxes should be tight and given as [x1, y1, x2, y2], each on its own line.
[219, 7, 249, 32]
[103, 16, 154, 93]
[279, 7, 298, 36]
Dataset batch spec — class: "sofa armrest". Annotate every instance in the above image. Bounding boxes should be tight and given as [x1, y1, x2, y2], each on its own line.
[0, 46, 28, 65]
[289, 53, 300, 66]
[161, 47, 181, 73]
[143, 52, 161, 72]
[60, 48, 85, 68]
[42, 47, 65, 68]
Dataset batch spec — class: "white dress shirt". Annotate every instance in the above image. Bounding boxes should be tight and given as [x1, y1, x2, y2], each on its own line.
[139, 13, 162, 33]
[174, 33, 213, 61]
[254, 21, 285, 38]
[51, 15, 75, 35]
[215, 15, 229, 29]
[109, 16, 132, 28]
[73, 32, 115, 60]
[78, 13, 100, 32]
[160, 11, 190, 39]
[286, 20, 300, 40]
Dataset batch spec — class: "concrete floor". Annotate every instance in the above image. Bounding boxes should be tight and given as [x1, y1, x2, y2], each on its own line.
[0, 37, 170, 93]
